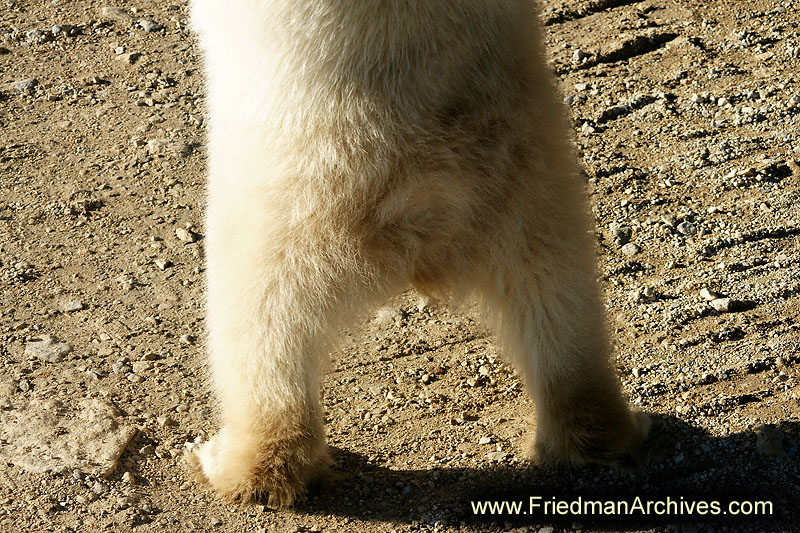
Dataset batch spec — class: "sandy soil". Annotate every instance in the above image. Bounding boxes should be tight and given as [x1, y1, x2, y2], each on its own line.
[1, 0, 798, 531]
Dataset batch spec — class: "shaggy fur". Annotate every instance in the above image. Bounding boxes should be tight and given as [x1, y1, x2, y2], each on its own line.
[189, 0, 650, 506]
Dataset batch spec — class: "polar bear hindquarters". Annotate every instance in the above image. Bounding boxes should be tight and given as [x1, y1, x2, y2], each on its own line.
[190, 0, 648, 506]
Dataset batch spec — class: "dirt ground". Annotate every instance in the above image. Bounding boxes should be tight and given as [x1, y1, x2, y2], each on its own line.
[1, 0, 799, 531]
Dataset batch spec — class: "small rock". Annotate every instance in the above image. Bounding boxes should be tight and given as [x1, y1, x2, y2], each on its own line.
[572, 49, 589, 63]
[154, 259, 170, 270]
[210, 517, 223, 527]
[676, 221, 697, 236]
[608, 223, 632, 245]
[18, 379, 30, 392]
[24, 335, 73, 362]
[478, 436, 492, 445]
[621, 243, 640, 256]
[63, 301, 84, 312]
[51, 25, 62, 36]
[118, 52, 140, 64]
[640, 286, 658, 302]
[178, 334, 194, 345]
[156, 416, 177, 427]
[487, 451, 507, 462]
[112, 360, 131, 373]
[138, 19, 161, 32]
[92, 481, 107, 494]
[139, 444, 155, 456]
[175, 228, 197, 243]
[12, 78, 39, 93]
[710, 297, 731, 312]
[25, 29, 45, 43]
[755, 425, 786, 458]
[147, 138, 174, 154]
[131, 361, 151, 373]
[121, 471, 135, 484]
[699, 288, 721, 301]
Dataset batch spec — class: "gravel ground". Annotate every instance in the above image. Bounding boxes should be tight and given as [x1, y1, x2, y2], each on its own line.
[0, 0, 798, 532]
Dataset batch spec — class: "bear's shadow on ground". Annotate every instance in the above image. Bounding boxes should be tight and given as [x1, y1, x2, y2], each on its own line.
[293, 415, 798, 531]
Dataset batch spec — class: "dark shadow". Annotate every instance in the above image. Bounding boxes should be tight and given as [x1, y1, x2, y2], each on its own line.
[291, 415, 798, 531]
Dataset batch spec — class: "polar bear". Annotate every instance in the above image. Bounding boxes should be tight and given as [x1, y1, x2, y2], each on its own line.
[188, 0, 650, 507]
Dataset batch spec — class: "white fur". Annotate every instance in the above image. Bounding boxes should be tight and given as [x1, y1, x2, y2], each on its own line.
[189, 0, 648, 507]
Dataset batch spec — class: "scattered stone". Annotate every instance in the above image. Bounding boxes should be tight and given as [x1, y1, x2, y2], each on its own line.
[700, 288, 721, 301]
[92, 481, 107, 494]
[487, 451, 507, 462]
[112, 360, 132, 373]
[710, 297, 732, 312]
[175, 228, 197, 243]
[621, 242, 640, 256]
[608, 222, 632, 245]
[156, 416, 177, 427]
[25, 29, 45, 43]
[63, 301, 84, 312]
[154, 259, 171, 270]
[18, 379, 30, 392]
[122, 471, 136, 484]
[131, 361, 151, 373]
[572, 49, 589, 63]
[118, 52, 141, 64]
[755, 424, 786, 458]
[24, 335, 73, 362]
[100, 6, 133, 22]
[210, 517, 223, 527]
[12, 78, 39, 93]
[478, 436, 492, 445]
[638, 286, 658, 302]
[677, 221, 697, 236]
[138, 19, 161, 32]
[179, 334, 194, 345]
[0, 398, 136, 477]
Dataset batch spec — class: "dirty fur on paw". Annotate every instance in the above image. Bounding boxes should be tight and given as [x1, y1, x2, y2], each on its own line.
[186, 425, 330, 508]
